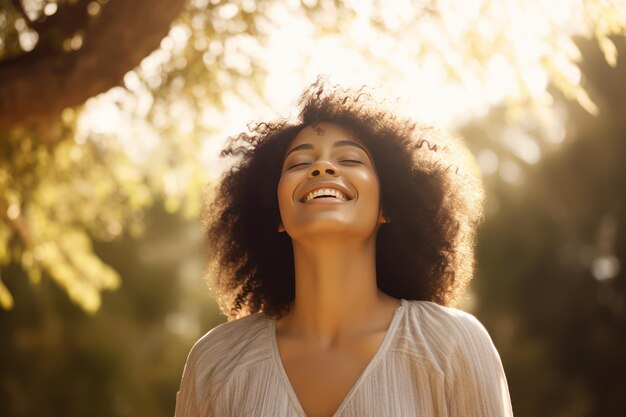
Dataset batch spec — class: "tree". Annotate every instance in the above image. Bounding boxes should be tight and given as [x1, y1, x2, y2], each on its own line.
[0, 0, 273, 312]
[471, 37, 626, 417]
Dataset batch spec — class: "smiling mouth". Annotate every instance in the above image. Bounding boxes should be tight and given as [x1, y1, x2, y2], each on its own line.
[300, 188, 352, 203]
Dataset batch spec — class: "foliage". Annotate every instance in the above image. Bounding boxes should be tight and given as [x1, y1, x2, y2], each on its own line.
[0, 204, 222, 417]
[0, 0, 272, 311]
[471, 37, 626, 417]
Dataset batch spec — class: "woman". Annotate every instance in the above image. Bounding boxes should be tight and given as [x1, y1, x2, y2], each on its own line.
[174, 78, 514, 417]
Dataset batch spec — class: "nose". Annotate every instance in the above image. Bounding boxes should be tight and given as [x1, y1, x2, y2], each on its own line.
[307, 159, 339, 178]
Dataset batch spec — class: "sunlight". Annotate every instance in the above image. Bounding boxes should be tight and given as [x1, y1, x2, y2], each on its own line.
[78, 98, 122, 137]
[501, 127, 542, 164]
[477, 149, 499, 175]
[260, 3, 478, 127]
[257, 0, 594, 133]
[592, 255, 621, 281]
[72, 0, 625, 182]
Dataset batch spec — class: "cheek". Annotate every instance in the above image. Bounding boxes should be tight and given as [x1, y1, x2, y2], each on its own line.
[354, 171, 381, 200]
[276, 174, 295, 209]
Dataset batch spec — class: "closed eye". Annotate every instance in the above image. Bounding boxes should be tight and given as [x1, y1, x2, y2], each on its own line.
[287, 162, 311, 169]
[341, 160, 363, 164]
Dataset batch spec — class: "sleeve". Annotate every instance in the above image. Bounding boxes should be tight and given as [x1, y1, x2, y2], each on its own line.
[174, 346, 202, 417]
[444, 312, 514, 417]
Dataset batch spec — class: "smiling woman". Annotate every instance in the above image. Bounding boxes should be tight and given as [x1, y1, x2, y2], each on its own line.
[174, 77, 513, 417]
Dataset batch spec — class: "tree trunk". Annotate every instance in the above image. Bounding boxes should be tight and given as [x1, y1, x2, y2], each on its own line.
[0, 0, 187, 128]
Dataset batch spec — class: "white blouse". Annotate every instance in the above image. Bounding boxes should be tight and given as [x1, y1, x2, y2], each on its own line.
[174, 299, 514, 417]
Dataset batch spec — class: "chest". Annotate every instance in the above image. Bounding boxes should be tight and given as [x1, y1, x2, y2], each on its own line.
[276, 332, 387, 417]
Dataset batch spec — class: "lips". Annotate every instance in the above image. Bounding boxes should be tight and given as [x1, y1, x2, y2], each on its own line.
[298, 182, 354, 203]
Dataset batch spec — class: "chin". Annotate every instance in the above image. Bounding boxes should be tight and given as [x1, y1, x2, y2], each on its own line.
[290, 222, 376, 241]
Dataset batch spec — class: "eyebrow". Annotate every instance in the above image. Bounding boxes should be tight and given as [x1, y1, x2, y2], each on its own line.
[283, 140, 370, 160]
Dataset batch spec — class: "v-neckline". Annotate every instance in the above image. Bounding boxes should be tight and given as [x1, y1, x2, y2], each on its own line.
[267, 298, 406, 417]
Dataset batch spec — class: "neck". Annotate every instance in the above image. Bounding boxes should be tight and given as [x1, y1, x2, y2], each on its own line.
[281, 234, 399, 347]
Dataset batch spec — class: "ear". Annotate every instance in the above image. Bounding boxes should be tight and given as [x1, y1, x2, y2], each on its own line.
[278, 223, 285, 232]
[378, 209, 390, 224]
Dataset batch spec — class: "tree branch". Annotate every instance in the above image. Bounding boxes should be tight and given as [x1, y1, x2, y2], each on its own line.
[0, 0, 187, 129]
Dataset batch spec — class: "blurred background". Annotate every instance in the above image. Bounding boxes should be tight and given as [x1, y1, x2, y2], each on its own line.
[1, 0, 625, 416]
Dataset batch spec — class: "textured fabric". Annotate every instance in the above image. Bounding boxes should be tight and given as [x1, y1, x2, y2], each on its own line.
[174, 299, 514, 417]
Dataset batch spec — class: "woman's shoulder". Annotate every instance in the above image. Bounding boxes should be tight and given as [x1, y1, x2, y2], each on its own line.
[402, 299, 495, 351]
[176, 312, 271, 407]
[189, 311, 268, 357]
[405, 299, 484, 324]
[183, 312, 269, 380]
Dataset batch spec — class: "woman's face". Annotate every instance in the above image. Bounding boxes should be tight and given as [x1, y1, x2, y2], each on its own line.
[277, 122, 386, 241]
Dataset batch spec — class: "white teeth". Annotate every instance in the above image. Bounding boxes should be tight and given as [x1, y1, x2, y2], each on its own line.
[304, 187, 348, 202]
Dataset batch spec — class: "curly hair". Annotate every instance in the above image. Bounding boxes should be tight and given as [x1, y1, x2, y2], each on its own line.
[202, 77, 485, 321]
